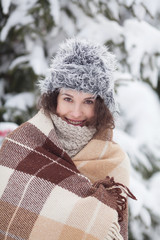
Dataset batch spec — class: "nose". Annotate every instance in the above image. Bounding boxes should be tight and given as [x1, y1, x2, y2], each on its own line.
[70, 104, 83, 119]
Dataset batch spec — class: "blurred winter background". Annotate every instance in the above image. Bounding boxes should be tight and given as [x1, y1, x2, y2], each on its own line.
[0, 0, 160, 239]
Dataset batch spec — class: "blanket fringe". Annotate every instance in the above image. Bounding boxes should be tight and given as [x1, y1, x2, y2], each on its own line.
[91, 176, 137, 222]
[105, 221, 124, 240]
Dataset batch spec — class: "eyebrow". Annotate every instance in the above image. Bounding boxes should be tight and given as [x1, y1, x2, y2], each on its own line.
[61, 93, 95, 100]
[84, 97, 95, 100]
[61, 93, 73, 98]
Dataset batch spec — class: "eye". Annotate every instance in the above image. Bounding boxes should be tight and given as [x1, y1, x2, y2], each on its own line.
[64, 97, 73, 102]
[84, 99, 94, 105]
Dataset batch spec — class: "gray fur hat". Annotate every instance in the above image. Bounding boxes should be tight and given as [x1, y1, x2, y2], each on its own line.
[38, 38, 118, 114]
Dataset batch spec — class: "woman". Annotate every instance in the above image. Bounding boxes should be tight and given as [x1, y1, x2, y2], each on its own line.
[0, 38, 136, 240]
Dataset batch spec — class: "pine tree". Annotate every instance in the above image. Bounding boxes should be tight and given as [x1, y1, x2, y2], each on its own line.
[1, 0, 160, 239]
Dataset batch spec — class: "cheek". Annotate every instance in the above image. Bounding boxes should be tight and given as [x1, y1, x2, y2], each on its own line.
[56, 95, 67, 116]
[56, 100, 71, 117]
[86, 106, 95, 119]
[56, 101, 64, 116]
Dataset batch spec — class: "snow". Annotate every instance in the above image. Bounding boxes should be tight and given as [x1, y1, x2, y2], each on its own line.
[124, 19, 160, 86]
[48, 0, 60, 25]
[77, 14, 123, 45]
[1, 0, 12, 14]
[0, 0, 37, 41]
[119, 0, 160, 17]
[143, 0, 160, 17]
[0, 122, 18, 146]
[145, 177, 160, 216]
[114, 79, 160, 178]
[119, 0, 134, 7]
[116, 80, 160, 142]
[0, 122, 18, 132]
[148, 172, 160, 212]
[129, 170, 160, 226]
[113, 78, 160, 239]
[88, 2, 98, 15]
[130, 171, 160, 231]
[113, 129, 152, 170]
[9, 56, 30, 69]
[27, 39, 48, 75]
[4, 92, 35, 111]
[0, 10, 33, 42]
[107, 0, 120, 20]
[60, 12, 76, 36]
[133, 3, 146, 20]
[9, 38, 48, 75]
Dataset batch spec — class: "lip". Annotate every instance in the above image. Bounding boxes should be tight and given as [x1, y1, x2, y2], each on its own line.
[65, 118, 86, 126]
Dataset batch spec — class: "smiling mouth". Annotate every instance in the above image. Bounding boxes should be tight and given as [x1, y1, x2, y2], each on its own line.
[65, 118, 86, 126]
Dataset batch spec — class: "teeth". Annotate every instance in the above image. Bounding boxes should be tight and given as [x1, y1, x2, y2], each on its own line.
[67, 119, 83, 125]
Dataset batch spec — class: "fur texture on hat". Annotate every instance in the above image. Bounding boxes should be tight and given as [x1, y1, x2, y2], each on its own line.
[38, 38, 118, 114]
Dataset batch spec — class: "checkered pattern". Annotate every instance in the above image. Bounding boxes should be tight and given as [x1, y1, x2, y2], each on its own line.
[0, 110, 133, 240]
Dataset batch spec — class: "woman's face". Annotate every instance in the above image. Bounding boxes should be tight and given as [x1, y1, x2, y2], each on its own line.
[56, 89, 95, 126]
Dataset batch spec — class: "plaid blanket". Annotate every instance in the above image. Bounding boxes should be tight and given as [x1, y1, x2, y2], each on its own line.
[0, 110, 135, 240]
